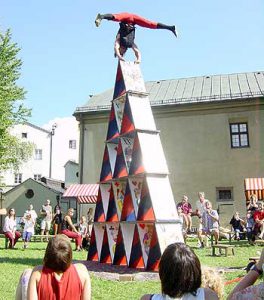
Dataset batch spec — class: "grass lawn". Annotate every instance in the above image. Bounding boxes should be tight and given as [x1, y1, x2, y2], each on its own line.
[0, 238, 262, 300]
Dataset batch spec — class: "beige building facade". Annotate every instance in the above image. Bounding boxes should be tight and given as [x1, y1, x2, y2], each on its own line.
[74, 71, 264, 226]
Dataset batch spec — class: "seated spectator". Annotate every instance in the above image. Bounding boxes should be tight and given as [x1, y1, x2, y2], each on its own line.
[253, 202, 264, 239]
[229, 212, 246, 240]
[227, 247, 264, 300]
[16, 234, 91, 300]
[78, 216, 89, 250]
[201, 267, 224, 300]
[177, 195, 192, 233]
[21, 213, 35, 249]
[245, 209, 255, 244]
[61, 208, 82, 251]
[247, 194, 259, 212]
[3, 208, 21, 249]
[202, 201, 219, 245]
[140, 243, 219, 300]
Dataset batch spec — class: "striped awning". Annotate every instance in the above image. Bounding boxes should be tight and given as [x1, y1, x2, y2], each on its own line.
[62, 184, 99, 204]
[244, 178, 264, 201]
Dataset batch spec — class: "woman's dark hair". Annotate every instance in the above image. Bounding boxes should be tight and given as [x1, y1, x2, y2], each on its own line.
[8, 208, 16, 219]
[159, 243, 201, 298]
[43, 234, 72, 272]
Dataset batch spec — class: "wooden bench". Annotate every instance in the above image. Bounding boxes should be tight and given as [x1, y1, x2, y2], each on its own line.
[212, 244, 235, 257]
[255, 239, 264, 246]
[0, 234, 55, 249]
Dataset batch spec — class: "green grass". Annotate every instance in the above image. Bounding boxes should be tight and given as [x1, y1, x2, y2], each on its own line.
[0, 238, 262, 300]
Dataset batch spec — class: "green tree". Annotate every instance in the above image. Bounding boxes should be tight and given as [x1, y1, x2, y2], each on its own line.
[0, 28, 33, 172]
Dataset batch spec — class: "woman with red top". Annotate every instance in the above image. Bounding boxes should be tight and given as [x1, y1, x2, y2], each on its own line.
[3, 208, 21, 249]
[253, 202, 264, 239]
[61, 208, 82, 251]
[26, 234, 91, 300]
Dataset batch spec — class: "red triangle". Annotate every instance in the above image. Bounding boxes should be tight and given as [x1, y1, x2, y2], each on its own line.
[113, 227, 127, 266]
[100, 228, 112, 264]
[129, 226, 145, 268]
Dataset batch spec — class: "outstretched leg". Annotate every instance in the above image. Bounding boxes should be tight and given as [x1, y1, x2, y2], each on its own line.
[95, 12, 178, 37]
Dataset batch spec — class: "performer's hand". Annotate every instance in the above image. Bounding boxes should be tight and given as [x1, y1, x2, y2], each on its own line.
[134, 59, 141, 64]
[119, 57, 125, 62]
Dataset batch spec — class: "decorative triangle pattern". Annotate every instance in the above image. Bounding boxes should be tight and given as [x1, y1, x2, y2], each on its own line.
[88, 60, 183, 270]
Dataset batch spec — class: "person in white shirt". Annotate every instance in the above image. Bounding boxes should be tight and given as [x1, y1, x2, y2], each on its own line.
[40, 199, 53, 241]
[24, 204, 37, 222]
[195, 192, 209, 248]
[22, 213, 35, 249]
[3, 208, 21, 249]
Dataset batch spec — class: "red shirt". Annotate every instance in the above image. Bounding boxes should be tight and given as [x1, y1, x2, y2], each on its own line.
[253, 211, 264, 221]
[37, 264, 82, 300]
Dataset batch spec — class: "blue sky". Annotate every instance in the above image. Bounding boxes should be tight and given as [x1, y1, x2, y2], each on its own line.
[1, 0, 264, 126]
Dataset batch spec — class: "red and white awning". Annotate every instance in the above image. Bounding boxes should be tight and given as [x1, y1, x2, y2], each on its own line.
[244, 178, 264, 201]
[62, 184, 99, 204]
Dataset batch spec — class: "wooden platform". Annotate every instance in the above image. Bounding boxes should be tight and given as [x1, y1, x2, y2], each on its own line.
[212, 244, 235, 257]
[255, 239, 264, 245]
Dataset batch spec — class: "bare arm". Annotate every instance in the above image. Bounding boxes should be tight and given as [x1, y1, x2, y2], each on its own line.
[114, 34, 125, 61]
[75, 264, 91, 300]
[227, 248, 264, 299]
[140, 295, 151, 300]
[65, 216, 79, 233]
[27, 267, 42, 300]
[132, 43, 141, 64]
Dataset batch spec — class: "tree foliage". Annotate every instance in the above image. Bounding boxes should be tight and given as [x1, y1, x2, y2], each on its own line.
[0, 29, 32, 172]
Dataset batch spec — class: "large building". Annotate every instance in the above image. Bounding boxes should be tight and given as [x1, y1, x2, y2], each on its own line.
[74, 71, 264, 225]
[0, 117, 79, 192]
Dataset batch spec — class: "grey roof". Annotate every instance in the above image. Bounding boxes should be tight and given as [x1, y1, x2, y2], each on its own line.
[75, 71, 264, 113]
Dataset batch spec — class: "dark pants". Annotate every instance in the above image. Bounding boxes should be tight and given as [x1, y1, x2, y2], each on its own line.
[4, 231, 21, 248]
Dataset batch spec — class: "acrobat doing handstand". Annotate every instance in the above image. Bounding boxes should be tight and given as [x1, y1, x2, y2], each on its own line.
[95, 12, 178, 64]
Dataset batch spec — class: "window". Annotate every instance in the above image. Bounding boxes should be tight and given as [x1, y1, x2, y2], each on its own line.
[25, 189, 34, 198]
[14, 173, 22, 184]
[34, 174, 42, 181]
[21, 132, 27, 139]
[35, 149, 42, 160]
[216, 187, 233, 202]
[229, 122, 249, 148]
[69, 140, 76, 149]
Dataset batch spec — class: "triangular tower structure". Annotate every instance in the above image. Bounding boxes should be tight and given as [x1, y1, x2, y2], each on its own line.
[88, 61, 183, 270]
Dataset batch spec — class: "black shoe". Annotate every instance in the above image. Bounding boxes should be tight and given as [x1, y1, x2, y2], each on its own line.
[171, 26, 178, 38]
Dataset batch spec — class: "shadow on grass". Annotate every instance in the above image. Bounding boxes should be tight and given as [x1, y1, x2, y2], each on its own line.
[0, 256, 42, 266]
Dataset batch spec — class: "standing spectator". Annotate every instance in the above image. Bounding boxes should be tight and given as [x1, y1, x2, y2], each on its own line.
[140, 243, 218, 300]
[40, 199, 53, 241]
[177, 206, 187, 242]
[253, 201, 264, 239]
[202, 201, 219, 246]
[61, 208, 82, 251]
[247, 194, 259, 212]
[245, 209, 255, 244]
[3, 208, 21, 249]
[24, 204, 37, 222]
[52, 197, 62, 235]
[22, 213, 35, 249]
[196, 192, 209, 248]
[177, 195, 192, 233]
[229, 212, 245, 240]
